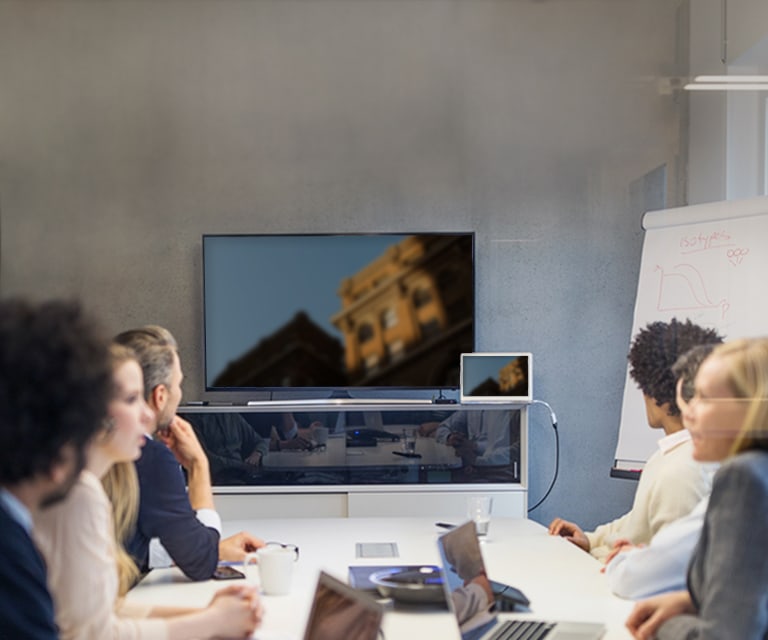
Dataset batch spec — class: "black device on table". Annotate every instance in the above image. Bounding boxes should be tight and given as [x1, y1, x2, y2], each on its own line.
[393, 451, 421, 459]
[346, 428, 400, 447]
[212, 565, 245, 580]
[490, 579, 530, 612]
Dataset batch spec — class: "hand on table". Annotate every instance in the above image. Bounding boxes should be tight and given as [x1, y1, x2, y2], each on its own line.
[208, 584, 263, 637]
[547, 518, 590, 553]
[418, 422, 440, 438]
[277, 437, 313, 451]
[244, 450, 263, 466]
[219, 531, 266, 562]
[602, 538, 642, 570]
[446, 432, 467, 448]
[626, 590, 693, 639]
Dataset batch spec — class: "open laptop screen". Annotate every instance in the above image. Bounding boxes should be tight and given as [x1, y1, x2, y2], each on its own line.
[303, 571, 383, 640]
[460, 353, 532, 404]
[436, 521, 498, 637]
[437, 522, 606, 640]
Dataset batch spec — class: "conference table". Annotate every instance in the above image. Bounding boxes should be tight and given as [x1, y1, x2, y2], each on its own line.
[125, 517, 635, 639]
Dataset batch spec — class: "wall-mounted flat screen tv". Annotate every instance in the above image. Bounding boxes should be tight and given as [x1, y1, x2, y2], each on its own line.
[203, 233, 475, 394]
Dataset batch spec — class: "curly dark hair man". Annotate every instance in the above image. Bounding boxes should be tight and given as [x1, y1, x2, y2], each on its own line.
[628, 318, 723, 417]
[548, 317, 723, 561]
[0, 298, 111, 638]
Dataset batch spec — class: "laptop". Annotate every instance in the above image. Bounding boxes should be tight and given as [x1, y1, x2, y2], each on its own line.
[303, 570, 384, 640]
[460, 353, 532, 404]
[436, 521, 605, 640]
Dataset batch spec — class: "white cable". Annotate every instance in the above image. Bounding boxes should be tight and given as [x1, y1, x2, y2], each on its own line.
[531, 399, 557, 428]
[528, 398, 560, 513]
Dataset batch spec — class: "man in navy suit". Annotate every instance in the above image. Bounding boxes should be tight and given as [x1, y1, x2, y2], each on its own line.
[0, 299, 112, 637]
[115, 326, 264, 581]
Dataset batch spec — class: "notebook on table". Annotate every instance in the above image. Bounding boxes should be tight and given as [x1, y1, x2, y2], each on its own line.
[436, 521, 605, 640]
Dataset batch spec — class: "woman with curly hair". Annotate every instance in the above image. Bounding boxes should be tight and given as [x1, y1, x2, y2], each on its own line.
[549, 318, 722, 560]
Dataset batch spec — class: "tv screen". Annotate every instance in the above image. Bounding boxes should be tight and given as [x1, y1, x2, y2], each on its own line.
[203, 233, 475, 393]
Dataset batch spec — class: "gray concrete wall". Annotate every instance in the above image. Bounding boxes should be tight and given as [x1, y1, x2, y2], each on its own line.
[0, 0, 686, 529]
[727, 0, 768, 62]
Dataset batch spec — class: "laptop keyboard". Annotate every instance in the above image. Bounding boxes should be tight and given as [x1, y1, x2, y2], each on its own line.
[489, 620, 555, 640]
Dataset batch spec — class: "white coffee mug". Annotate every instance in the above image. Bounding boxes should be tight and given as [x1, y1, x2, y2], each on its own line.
[245, 543, 299, 596]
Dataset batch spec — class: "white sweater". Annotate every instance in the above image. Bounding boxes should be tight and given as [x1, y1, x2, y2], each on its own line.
[586, 431, 711, 561]
[34, 471, 169, 640]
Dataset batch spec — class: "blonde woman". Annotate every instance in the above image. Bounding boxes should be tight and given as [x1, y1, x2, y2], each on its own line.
[626, 338, 768, 639]
[34, 344, 263, 639]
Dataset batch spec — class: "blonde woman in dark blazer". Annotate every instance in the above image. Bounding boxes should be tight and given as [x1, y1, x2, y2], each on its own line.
[626, 337, 768, 640]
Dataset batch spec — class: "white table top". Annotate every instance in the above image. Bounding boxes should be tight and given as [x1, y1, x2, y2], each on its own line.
[125, 517, 634, 640]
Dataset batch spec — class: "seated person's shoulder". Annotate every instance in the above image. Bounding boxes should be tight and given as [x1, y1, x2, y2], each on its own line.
[135, 436, 179, 476]
[146, 433, 177, 454]
[63, 473, 101, 507]
[732, 448, 768, 469]
[657, 443, 707, 478]
[720, 450, 768, 487]
[137, 434, 162, 456]
[0, 507, 32, 553]
[650, 459, 710, 497]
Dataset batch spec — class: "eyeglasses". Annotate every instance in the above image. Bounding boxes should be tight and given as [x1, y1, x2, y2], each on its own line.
[264, 541, 300, 560]
[689, 394, 767, 404]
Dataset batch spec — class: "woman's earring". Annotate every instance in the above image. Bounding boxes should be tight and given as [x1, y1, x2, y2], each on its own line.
[103, 417, 116, 433]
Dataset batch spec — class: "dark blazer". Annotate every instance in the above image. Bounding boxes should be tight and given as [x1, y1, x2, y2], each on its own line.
[0, 500, 58, 639]
[127, 436, 220, 581]
[658, 450, 768, 639]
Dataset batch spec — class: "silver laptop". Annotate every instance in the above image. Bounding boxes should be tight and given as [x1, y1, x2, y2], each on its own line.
[460, 353, 532, 404]
[436, 521, 605, 640]
[303, 570, 384, 640]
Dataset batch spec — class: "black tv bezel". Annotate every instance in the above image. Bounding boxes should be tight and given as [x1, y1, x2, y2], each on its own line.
[201, 231, 476, 397]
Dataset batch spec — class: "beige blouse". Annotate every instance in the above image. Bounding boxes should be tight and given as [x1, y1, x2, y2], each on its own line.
[34, 470, 168, 640]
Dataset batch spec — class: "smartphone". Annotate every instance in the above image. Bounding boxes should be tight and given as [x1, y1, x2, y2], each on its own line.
[213, 565, 246, 580]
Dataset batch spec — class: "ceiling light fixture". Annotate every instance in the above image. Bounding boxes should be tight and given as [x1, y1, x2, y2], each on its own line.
[684, 75, 768, 91]
[693, 75, 768, 83]
[685, 83, 768, 91]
